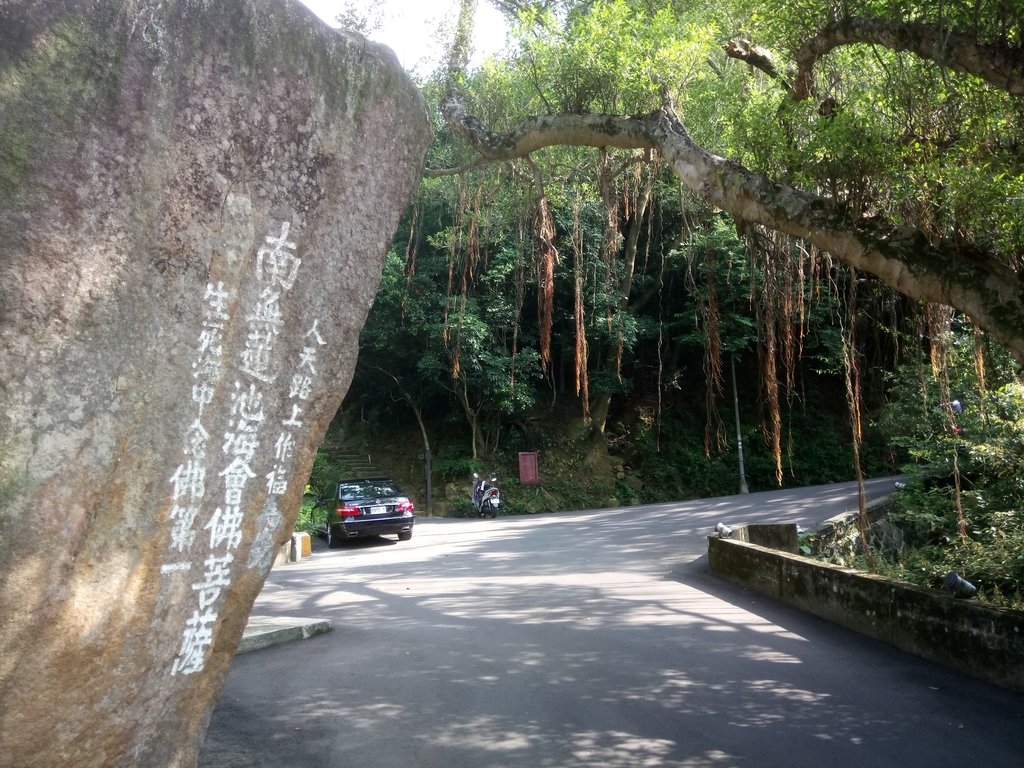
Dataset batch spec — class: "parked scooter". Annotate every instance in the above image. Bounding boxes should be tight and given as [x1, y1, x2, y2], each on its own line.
[471, 473, 500, 518]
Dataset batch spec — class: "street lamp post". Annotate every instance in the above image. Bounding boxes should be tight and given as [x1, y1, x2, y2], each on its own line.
[732, 354, 749, 494]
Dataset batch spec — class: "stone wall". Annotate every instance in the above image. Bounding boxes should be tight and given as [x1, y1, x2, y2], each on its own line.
[708, 526, 1024, 693]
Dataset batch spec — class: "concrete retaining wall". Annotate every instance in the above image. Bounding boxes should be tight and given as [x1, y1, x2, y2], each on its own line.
[708, 525, 1024, 692]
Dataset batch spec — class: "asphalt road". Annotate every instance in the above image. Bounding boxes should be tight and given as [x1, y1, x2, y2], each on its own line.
[200, 478, 1024, 767]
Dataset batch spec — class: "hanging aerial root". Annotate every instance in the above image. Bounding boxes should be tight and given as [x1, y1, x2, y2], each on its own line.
[841, 268, 872, 562]
[571, 198, 590, 418]
[972, 320, 988, 425]
[702, 248, 726, 456]
[926, 303, 969, 543]
[750, 231, 784, 486]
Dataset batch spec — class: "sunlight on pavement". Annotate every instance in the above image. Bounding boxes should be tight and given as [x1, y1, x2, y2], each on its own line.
[350, 571, 812, 645]
[570, 730, 676, 766]
[202, 480, 1022, 768]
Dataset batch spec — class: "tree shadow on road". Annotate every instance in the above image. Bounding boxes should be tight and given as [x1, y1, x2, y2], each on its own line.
[202, 483, 1024, 768]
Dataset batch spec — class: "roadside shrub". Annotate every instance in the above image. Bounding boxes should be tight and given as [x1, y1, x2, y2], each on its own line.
[871, 332, 1024, 609]
[306, 451, 348, 500]
[446, 496, 477, 517]
[435, 454, 483, 482]
[293, 497, 319, 535]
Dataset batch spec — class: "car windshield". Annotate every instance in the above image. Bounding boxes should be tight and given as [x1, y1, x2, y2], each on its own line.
[339, 480, 401, 501]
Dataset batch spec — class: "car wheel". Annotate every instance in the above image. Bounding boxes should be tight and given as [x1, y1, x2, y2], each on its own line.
[326, 523, 341, 549]
[398, 530, 412, 542]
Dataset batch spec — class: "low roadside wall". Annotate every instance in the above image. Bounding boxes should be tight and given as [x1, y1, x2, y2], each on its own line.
[708, 525, 1024, 693]
[730, 522, 799, 553]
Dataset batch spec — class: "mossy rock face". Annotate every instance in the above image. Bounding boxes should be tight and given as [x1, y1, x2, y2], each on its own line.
[0, 2, 429, 766]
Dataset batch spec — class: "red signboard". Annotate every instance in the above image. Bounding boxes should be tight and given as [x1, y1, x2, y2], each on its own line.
[518, 451, 539, 485]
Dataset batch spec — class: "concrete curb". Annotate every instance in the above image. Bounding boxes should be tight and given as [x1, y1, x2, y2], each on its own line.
[237, 616, 332, 654]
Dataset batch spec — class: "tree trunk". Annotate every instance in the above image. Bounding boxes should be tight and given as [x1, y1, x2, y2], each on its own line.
[591, 161, 656, 434]
[376, 368, 431, 454]
[455, 376, 485, 459]
[591, 392, 612, 434]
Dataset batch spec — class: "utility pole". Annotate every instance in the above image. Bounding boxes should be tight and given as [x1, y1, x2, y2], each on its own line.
[732, 354, 749, 494]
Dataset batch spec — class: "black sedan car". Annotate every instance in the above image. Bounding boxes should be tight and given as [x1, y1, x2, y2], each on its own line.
[318, 477, 415, 547]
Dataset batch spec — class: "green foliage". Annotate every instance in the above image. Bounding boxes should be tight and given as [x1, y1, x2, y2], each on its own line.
[304, 451, 349, 501]
[434, 454, 483, 482]
[295, 451, 350, 535]
[293, 497, 319, 535]
[508, 1, 709, 114]
[876, 529, 1024, 611]
[446, 496, 479, 517]
[713, 0, 1024, 263]
[339, 0, 1023, 535]
[798, 529, 816, 556]
[641, 443, 737, 500]
[542, 475, 607, 509]
[873, 330, 1024, 608]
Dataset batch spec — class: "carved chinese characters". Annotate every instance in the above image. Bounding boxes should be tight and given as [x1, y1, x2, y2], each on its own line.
[161, 222, 330, 677]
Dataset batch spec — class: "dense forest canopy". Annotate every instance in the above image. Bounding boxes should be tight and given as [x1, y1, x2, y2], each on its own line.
[336, 0, 1023, 498]
[312, 0, 1024, 605]
[436, 0, 1024, 351]
[304, 0, 1024, 608]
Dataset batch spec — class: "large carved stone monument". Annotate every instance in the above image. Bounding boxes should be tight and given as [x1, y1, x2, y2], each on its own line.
[0, 1, 430, 765]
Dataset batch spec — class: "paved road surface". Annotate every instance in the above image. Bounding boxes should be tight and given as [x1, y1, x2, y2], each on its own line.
[201, 479, 1024, 767]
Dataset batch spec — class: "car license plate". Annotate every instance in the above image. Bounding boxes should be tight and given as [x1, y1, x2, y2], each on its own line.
[369, 505, 387, 515]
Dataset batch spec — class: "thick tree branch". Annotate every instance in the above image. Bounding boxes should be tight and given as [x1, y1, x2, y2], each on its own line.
[440, 95, 653, 158]
[439, 99, 1024, 360]
[723, 38, 792, 92]
[372, 366, 431, 452]
[792, 16, 1024, 99]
